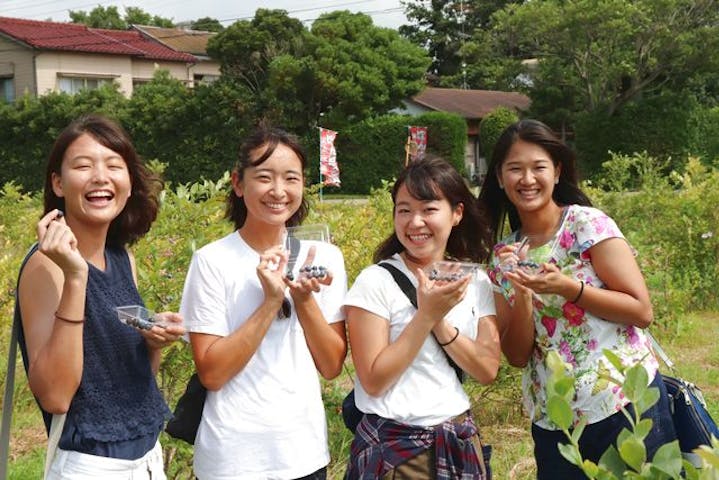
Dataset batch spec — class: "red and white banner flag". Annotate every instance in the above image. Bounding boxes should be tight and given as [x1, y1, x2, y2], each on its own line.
[408, 126, 428, 162]
[319, 128, 340, 187]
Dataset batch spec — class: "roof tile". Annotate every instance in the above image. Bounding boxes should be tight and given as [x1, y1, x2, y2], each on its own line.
[0, 16, 195, 63]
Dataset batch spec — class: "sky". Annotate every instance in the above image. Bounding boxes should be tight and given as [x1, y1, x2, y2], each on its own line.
[0, 0, 409, 29]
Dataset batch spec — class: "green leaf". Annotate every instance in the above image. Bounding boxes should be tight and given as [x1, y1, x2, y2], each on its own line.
[633, 418, 653, 440]
[603, 349, 626, 373]
[571, 416, 588, 444]
[598, 445, 627, 478]
[618, 436, 647, 472]
[558, 442, 583, 467]
[648, 441, 682, 478]
[581, 459, 599, 477]
[633, 388, 660, 418]
[547, 396, 574, 431]
[623, 364, 649, 403]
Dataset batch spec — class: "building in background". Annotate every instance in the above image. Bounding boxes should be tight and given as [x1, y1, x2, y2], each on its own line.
[400, 87, 530, 182]
[0, 16, 200, 100]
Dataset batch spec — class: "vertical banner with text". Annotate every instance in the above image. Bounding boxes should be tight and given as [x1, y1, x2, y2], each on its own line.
[319, 127, 340, 187]
[408, 126, 428, 163]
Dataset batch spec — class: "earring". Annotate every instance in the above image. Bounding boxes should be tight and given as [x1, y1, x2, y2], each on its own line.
[498, 183, 504, 189]
[554, 178, 559, 185]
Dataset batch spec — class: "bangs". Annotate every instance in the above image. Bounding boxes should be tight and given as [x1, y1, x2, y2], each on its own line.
[400, 174, 442, 202]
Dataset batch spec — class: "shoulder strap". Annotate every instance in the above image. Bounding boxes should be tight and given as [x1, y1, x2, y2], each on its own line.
[377, 262, 417, 308]
[376, 262, 464, 383]
[286, 234, 301, 274]
[1, 243, 39, 479]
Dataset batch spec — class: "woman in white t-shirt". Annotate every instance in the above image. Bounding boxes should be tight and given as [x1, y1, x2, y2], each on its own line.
[344, 156, 500, 479]
[180, 126, 347, 480]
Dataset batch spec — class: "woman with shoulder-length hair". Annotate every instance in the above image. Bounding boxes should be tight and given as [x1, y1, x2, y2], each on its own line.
[181, 125, 348, 480]
[345, 155, 500, 479]
[17, 114, 185, 479]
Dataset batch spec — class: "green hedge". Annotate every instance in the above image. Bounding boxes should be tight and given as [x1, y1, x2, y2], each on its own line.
[305, 111, 467, 194]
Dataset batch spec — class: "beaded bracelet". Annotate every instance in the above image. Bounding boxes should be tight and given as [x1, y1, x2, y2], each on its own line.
[438, 326, 460, 347]
[572, 280, 585, 303]
[55, 311, 85, 324]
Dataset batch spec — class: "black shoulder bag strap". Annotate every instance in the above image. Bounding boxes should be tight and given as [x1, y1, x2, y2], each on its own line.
[377, 262, 465, 383]
[1, 243, 39, 478]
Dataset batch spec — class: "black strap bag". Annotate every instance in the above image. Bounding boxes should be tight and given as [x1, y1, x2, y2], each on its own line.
[165, 236, 301, 444]
[341, 262, 465, 433]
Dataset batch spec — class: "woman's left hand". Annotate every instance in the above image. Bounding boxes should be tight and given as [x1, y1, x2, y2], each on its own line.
[142, 312, 186, 350]
[510, 262, 573, 296]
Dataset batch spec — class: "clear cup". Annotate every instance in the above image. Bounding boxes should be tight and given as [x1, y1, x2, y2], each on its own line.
[116, 305, 167, 330]
[424, 260, 482, 282]
[284, 224, 331, 280]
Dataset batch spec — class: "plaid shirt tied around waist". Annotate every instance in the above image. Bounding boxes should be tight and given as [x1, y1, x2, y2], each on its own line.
[346, 413, 485, 480]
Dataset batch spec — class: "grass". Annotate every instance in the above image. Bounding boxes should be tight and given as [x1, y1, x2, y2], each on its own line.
[5, 311, 719, 478]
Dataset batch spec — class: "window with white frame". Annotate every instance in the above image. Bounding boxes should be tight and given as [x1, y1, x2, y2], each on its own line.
[1, 77, 14, 102]
[57, 75, 113, 94]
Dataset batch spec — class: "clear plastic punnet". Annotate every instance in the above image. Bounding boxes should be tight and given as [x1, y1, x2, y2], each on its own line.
[115, 305, 166, 330]
[424, 260, 483, 282]
[284, 224, 331, 280]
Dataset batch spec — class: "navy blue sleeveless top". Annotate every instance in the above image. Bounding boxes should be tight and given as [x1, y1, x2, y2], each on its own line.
[17, 246, 170, 460]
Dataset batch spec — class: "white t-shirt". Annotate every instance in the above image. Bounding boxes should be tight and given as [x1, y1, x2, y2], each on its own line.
[344, 254, 496, 427]
[180, 231, 347, 479]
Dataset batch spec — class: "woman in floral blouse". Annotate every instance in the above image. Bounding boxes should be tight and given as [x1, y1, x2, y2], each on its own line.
[477, 119, 676, 479]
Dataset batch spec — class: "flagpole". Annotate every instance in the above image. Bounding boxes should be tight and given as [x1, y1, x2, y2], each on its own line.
[318, 126, 323, 203]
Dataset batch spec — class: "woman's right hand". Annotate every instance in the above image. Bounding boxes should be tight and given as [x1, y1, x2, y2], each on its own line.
[415, 267, 470, 326]
[37, 209, 87, 278]
[256, 245, 289, 307]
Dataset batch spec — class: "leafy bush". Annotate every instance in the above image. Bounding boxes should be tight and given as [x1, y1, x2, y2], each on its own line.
[479, 106, 519, 161]
[305, 112, 467, 195]
[545, 349, 719, 479]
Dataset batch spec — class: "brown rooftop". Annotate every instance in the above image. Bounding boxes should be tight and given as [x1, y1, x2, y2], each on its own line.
[411, 87, 530, 119]
[133, 25, 215, 56]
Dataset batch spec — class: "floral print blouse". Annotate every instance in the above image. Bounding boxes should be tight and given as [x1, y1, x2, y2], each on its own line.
[489, 205, 658, 429]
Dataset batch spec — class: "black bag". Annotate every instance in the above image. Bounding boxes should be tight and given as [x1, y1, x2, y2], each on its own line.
[341, 262, 466, 433]
[662, 374, 719, 465]
[164, 373, 206, 444]
[165, 236, 302, 444]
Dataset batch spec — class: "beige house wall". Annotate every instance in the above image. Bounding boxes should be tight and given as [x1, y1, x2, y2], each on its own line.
[35, 52, 133, 95]
[0, 36, 36, 98]
[132, 60, 191, 85]
[189, 59, 220, 77]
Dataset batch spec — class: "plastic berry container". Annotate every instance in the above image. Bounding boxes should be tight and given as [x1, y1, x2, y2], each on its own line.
[115, 305, 166, 330]
[424, 261, 481, 282]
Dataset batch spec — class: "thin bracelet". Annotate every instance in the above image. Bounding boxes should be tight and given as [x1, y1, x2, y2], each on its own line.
[55, 311, 85, 324]
[438, 326, 460, 347]
[571, 280, 585, 303]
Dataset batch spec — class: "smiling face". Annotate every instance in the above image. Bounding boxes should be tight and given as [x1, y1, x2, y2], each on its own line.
[232, 142, 304, 229]
[394, 183, 463, 266]
[498, 139, 561, 216]
[51, 133, 131, 229]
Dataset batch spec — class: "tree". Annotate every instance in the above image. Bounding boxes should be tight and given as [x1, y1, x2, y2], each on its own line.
[490, 0, 719, 118]
[399, 0, 521, 87]
[190, 17, 224, 32]
[69, 5, 174, 29]
[208, 10, 430, 135]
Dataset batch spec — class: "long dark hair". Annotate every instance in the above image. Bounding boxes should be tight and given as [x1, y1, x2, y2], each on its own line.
[226, 126, 309, 230]
[374, 155, 490, 263]
[477, 119, 592, 248]
[43, 114, 161, 247]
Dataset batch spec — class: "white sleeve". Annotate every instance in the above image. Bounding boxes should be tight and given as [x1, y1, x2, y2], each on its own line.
[179, 250, 230, 337]
[316, 243, 347, 324]
[343, 265, 393, 321]
[474, 270, 497, 318]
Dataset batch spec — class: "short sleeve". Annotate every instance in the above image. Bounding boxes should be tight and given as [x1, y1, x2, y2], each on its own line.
[473, 271, 496, 318]
[343, 265, 394, 322]
[316, 243, 348, 324]
[570, 206, 625, 254]
[180, 250, 230, 337]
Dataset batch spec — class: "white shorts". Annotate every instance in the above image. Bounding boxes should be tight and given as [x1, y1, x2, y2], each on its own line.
[46, 441, 166, 480]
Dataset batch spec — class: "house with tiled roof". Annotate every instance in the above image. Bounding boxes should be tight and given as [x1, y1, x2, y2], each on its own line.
[400, 87, 531, 182]
[0, 16, 198, 101]
[132, 25, 220, 85]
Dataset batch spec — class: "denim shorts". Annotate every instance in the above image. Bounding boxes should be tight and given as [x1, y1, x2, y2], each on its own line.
[532, 373, 677, 479]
